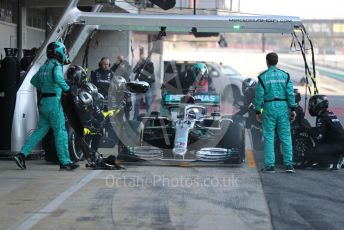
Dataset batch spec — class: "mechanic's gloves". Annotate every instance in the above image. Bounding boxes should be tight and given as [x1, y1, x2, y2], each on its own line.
[256, 113, 263, 123]
[84, 128, 92, 135]
[62, 86, 72, 97]
[290, 111, 296, 122]
[103, 109, 121, 118]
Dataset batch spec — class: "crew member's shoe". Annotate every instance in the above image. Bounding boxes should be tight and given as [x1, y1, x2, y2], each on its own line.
[14, 153, 26, 170]
[262, 166, 275, 173]
[285, 165, 295, 173]
[60, 162, 80, 171]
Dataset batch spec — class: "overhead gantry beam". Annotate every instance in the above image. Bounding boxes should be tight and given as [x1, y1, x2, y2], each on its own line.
[78, 13, 303, 33]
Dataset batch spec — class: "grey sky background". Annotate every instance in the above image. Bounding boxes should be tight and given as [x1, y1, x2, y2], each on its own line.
[239, 0, 344, 19]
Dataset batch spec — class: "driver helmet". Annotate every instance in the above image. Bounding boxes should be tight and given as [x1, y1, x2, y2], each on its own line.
[192, 62, 208, 81]
[294, 88, 301, 104]
[46, 41, 70, 65]
[67, 65, 87, 86]
[187, 109, 197, 120]
[308, 95, 329, 116]
[81, 82, 98, 97]
[77, 90, 93, 108]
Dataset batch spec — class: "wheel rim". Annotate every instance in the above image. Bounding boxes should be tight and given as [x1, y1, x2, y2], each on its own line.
[294, 137, 309, 165]
[71, 132, 84, 161]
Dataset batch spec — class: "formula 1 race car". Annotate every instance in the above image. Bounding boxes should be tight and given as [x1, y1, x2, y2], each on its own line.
[117, 93, 245, 164]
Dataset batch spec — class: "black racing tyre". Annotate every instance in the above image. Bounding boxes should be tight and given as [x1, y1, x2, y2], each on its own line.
[68, 126, 84, 162]
[230, 115, 246, 127]
[274, 138, 284, 165]
[43, 123, 84, 164]
[292, 131, 315, 168]
[220, 120, 245, 164]
[251, 127, 264, 151]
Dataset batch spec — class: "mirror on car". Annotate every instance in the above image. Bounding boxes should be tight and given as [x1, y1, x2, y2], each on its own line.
[126, 81, 150, 93]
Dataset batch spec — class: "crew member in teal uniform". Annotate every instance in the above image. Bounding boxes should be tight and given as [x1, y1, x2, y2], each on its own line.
[14, 41, 79, 170]
[254, 52, 296, 173]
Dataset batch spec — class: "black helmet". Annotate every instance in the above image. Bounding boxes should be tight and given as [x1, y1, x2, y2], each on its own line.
[308, 95, 329, 116]
[67, 65, 87, 86]
[243, 86, 257, 104]
[46, 41, 70, 65]
[77, 90, 93, 107]
[242, 78, 257, 95]
[294, 88, 301, 103]
[81, 82, 98, 97]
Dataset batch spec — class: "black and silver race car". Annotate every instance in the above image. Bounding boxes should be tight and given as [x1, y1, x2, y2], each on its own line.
[118, 93, 246, 164]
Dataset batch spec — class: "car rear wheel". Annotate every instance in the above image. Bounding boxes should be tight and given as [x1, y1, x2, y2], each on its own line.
[220, 120, 245, 164]
[43, 123, 84, 164]
[292, 131, 315, 168]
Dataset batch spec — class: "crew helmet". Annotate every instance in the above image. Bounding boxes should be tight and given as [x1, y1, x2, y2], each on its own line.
[46, 41, 70, 65]
[308, 95, 329, 116]
[67, 65, 87, 86]
[242, 78, 257, 95]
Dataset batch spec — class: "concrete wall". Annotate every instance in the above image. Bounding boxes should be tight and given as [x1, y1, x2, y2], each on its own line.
[26, 27, 45, 49]
[0, 21, 45, 58]
[0, 21, 17, 58]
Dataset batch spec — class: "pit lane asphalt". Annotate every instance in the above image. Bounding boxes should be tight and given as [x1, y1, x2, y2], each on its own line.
[254, 150, 344, 230]
[0, 132, 272, 230]
[1, 129, 343, 229]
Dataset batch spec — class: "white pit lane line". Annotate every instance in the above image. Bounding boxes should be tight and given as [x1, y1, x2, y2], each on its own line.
[10, 170, 102, 230]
